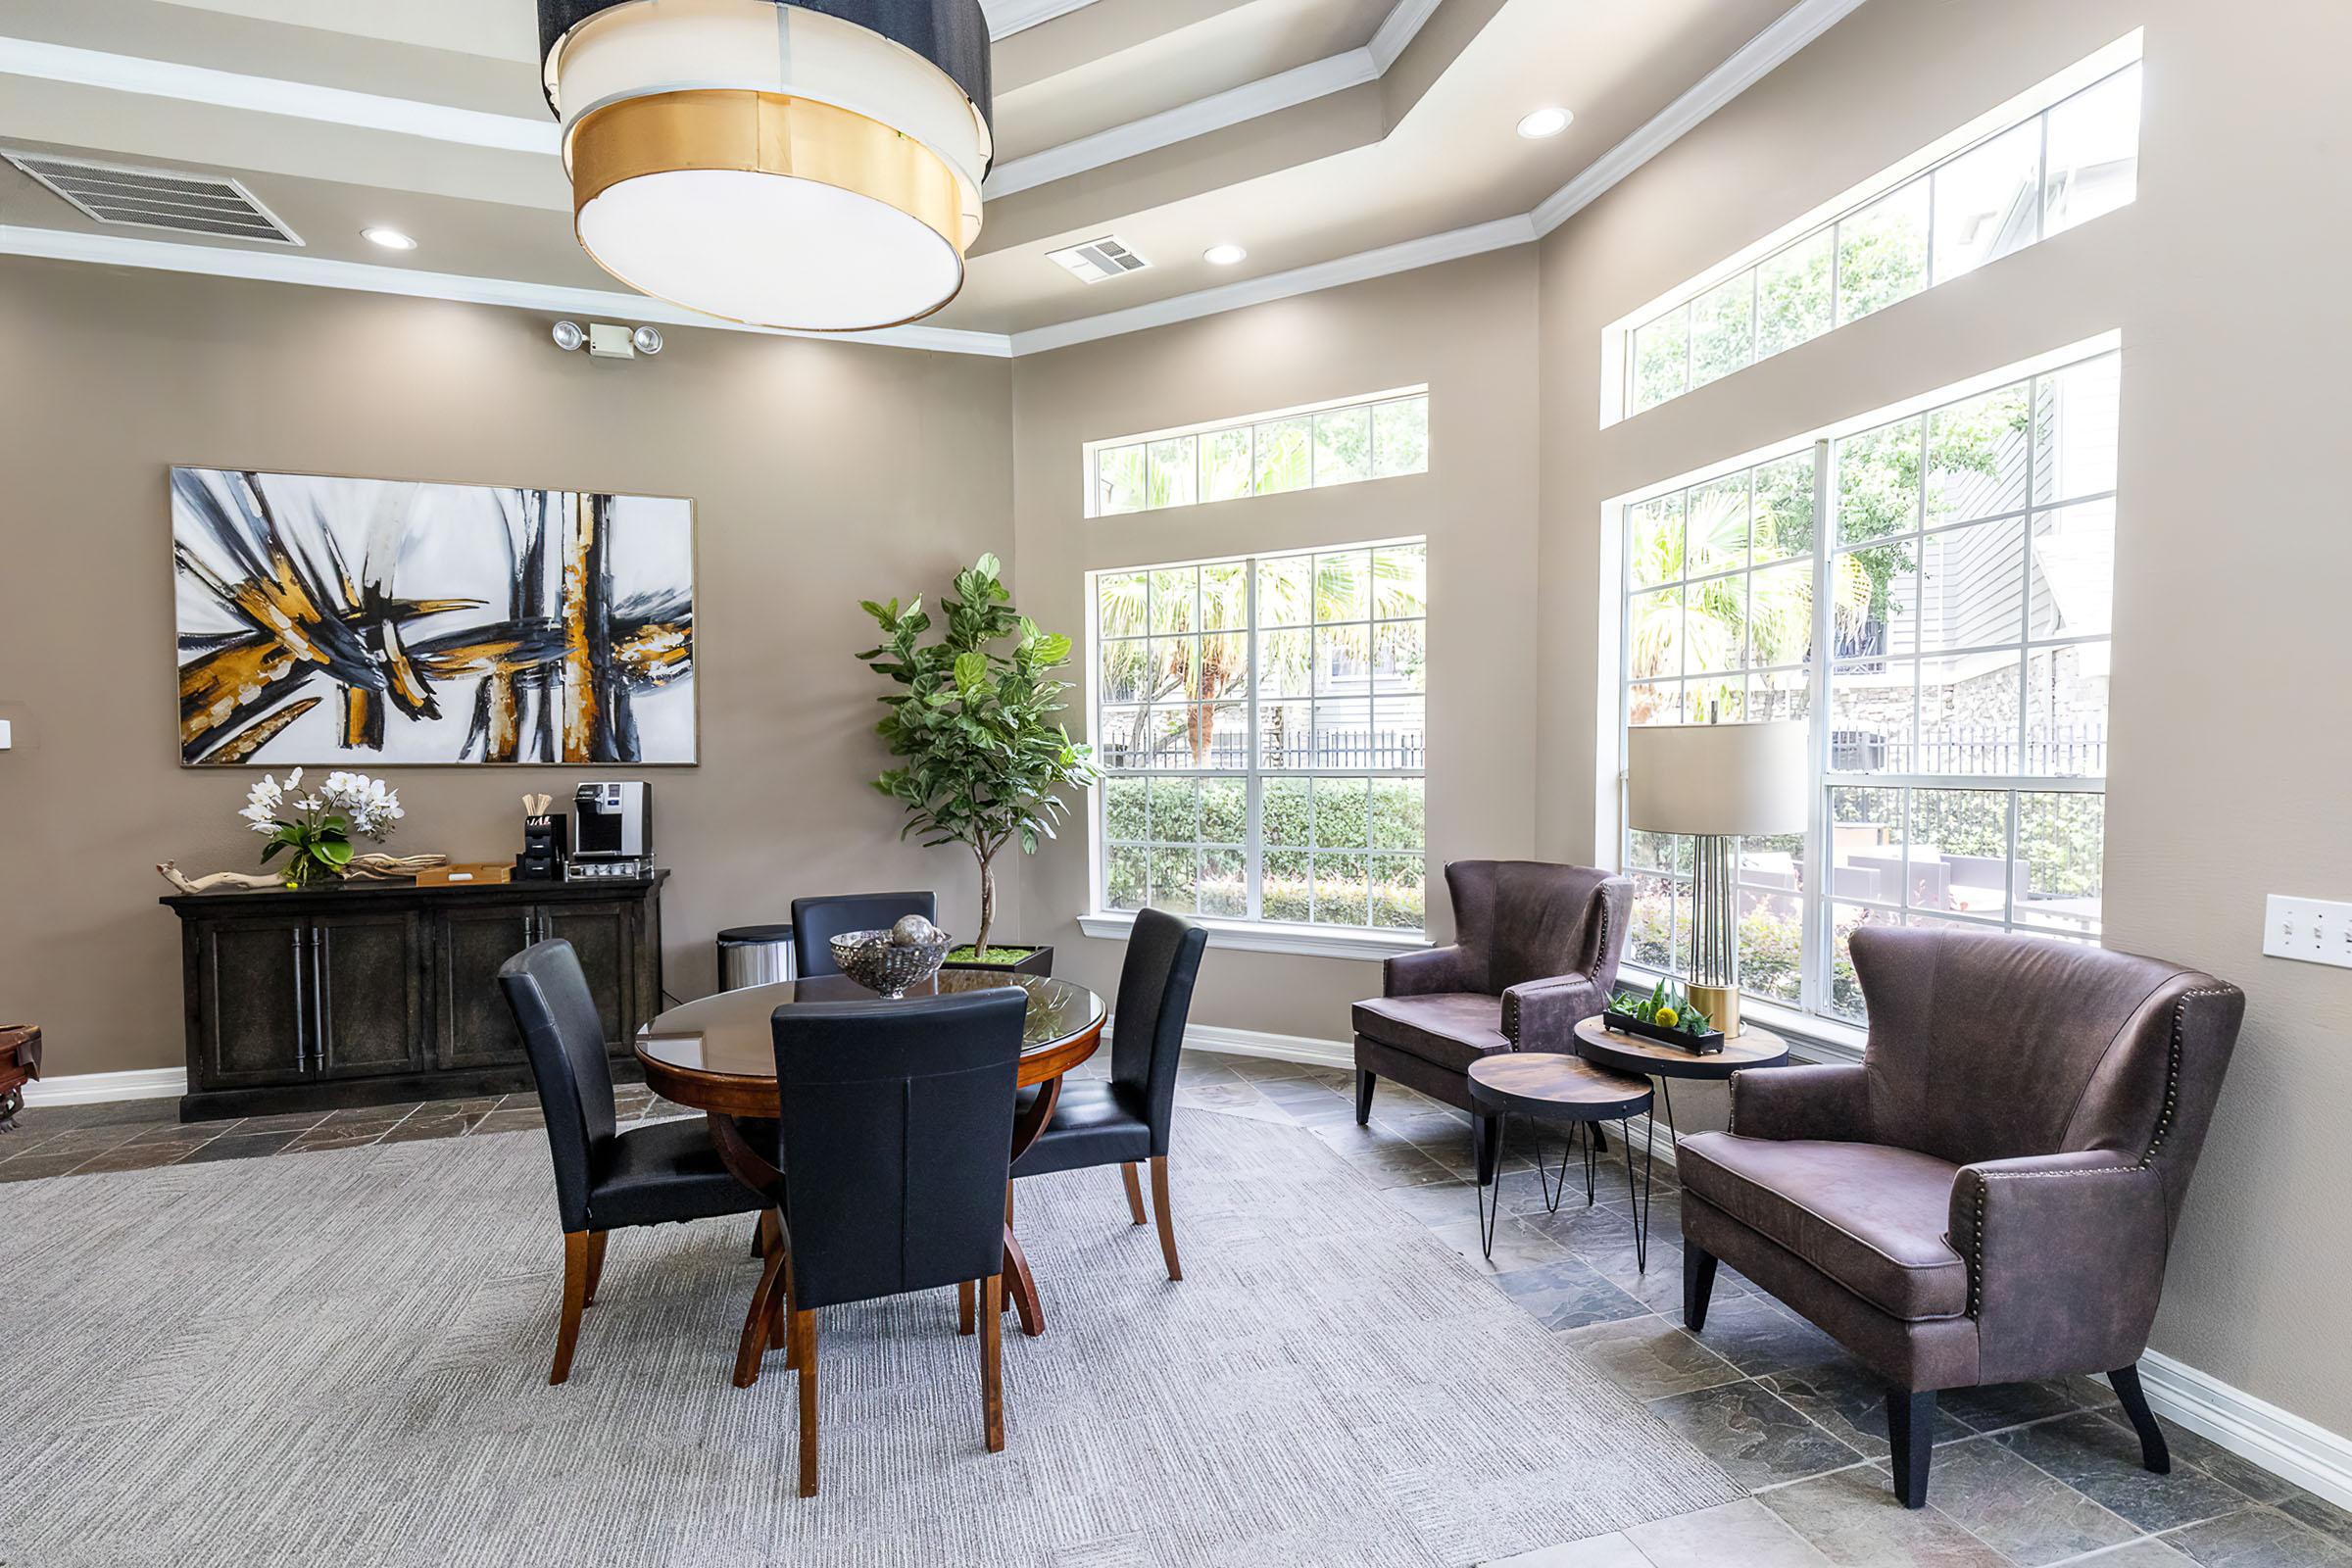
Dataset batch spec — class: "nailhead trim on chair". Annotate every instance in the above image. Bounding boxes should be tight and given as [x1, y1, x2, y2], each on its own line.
[2141, 986, 2232, 1167]
[1959, 984, 2234, 1317]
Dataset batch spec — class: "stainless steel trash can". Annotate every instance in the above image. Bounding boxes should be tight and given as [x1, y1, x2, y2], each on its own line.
[716, 924, 796, 990]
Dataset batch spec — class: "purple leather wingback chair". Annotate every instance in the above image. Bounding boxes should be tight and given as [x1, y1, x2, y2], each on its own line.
[1351, 860, 1632, 1182]
[1678, 925, 2245, 1507]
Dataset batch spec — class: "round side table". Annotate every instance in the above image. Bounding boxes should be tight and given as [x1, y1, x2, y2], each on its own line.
[1467, 1053, 1656, 1266]
[1572, 1015, 1789, 1145]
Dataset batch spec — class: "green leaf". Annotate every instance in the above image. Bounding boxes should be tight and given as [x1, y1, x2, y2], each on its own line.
[1030, 633, 1071, 666]
[317, 840, 355, 866]
[974, 553, 1001, 580]
[954, 650, 988, 693]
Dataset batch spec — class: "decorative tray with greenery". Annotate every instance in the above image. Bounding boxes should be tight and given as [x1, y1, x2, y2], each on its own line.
[1601, 981, 1726, 1055]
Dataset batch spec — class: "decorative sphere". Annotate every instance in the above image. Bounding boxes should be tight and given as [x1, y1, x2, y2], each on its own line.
[890, 913, 937, 947]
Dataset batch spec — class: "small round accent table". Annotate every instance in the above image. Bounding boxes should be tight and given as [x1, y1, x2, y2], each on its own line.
[1467, 1054, 1656, 1265]
[1571, 1016, 1790, 1145]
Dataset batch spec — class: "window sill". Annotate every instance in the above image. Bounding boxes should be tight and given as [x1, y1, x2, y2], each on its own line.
[1617, 963, 1868, 1063]
[1076, 910, 1429, 961]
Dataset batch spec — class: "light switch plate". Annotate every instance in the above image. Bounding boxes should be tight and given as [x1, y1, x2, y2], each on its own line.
[2263, 895, 2352, 969]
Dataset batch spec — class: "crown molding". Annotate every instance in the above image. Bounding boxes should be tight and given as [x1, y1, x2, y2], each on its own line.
[0, 36, 558, 155]
[987, 48, 1379, 197]
[1007, 213, 1535, 355]
[1532, 0, 1870, 235]
[1367, 0, 1446, 73]
[985, 0, 1443, 197]
[983, 0, 1106, 40]
[0, 225, 1014, 357]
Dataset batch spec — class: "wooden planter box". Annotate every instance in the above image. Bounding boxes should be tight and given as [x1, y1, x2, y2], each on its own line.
[941, 945, 1054, 978]
[1598, 1011, 1726, 1056]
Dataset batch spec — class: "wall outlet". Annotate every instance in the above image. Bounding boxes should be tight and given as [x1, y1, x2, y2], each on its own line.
[2263, 895, 2352, 969]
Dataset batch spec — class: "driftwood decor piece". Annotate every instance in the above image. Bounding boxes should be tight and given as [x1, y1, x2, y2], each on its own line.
[155, 855, 448, 895]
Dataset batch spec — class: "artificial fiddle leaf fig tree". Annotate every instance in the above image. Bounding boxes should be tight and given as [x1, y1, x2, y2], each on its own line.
[858, 553, 1097, 957]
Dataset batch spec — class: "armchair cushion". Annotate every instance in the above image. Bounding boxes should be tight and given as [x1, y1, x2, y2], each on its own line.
[1350, 993, 1507, 1072]
[1679, 1132, 1970, 1321]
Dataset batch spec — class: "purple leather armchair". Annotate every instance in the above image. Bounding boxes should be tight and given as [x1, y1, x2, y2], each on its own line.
[1678, 925, 2245, 1507]
[1351, 860, 1632, 1182]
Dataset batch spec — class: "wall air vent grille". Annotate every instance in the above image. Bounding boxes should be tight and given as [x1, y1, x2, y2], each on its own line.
[1047, 234, 1150, 284]
[4, 151, 302, 245]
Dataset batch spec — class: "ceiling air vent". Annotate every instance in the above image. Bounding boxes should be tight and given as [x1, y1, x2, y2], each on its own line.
[4, 151, 302, 245]
[1047, 234, 1150, 284]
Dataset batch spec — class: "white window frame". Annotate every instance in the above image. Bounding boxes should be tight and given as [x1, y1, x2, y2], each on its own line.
[1082, 538, 1431, 959]
[1606, 332, 2123, 1033]
[1601, 31, 2143, 425]
[1082, 386, 1430, 519]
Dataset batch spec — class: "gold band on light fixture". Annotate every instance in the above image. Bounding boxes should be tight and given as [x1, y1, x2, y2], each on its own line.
[567, 88, 969, 326]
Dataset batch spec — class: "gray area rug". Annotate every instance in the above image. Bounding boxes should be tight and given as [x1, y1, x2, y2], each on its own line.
[0, 1108, 1739, 1567]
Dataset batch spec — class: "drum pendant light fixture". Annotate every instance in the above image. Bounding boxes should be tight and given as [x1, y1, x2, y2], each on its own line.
[538, 0, 992, 332]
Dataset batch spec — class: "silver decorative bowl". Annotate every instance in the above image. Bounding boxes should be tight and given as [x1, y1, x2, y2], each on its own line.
[829, 928, 953, 999]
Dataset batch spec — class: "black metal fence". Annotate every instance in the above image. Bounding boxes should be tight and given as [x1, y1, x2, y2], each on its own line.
[1831, 724, 2106, 775]
[1100, 729, 1426, 771]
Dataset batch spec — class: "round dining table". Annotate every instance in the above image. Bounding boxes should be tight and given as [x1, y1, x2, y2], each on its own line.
[635, 969, 1107, 1340]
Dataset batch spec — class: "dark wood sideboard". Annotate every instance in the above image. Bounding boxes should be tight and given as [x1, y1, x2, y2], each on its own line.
[161, 873, 665, 1122]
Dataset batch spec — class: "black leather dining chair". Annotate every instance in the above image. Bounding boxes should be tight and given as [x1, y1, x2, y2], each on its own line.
[1010, 907, 1207, 1282]
[497, 940, 777, 1385]
[759, 986, 1026, 1497]
[789, 890, 937, 977]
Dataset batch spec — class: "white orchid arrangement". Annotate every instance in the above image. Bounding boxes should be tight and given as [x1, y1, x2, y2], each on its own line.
[238, 768, 404, 887]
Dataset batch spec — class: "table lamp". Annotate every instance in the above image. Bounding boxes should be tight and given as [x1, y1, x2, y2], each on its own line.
[1625, 721, 1809, 1038]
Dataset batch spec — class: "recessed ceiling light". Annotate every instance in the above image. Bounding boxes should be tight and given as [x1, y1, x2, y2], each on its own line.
[1516, 107, 1574, 140]
[1203, 243, 1248, 267]
[363, 226, 417, 251]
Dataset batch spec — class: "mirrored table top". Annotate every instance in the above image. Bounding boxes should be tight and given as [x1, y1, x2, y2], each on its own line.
[636, 970, 1107, 1082]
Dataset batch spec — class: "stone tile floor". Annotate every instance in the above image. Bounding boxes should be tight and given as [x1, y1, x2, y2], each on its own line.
[4, 1051, 2345, 1568]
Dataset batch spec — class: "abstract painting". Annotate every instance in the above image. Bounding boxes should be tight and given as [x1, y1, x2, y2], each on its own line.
[173, 467, 695, 766]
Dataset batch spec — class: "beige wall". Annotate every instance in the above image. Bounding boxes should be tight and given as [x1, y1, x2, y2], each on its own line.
[0, 257, 1015, 1075]
[1007, 248, 1544, 1036]
[1534, 0, 2352, 1434]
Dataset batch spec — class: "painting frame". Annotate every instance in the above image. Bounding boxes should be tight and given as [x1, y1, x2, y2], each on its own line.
[172, 464, 701, 768]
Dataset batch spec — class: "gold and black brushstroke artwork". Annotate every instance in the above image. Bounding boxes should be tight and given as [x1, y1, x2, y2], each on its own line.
[172, 468, 696, 765]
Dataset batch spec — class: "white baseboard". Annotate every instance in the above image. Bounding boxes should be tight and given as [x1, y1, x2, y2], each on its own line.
[1182, 1023, 1352, 1070]
[20, 1066, 187, 1106]
[2132, 1350, 2352, 1512]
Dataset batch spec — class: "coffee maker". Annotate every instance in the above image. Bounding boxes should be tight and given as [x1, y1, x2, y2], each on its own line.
[567, 781, 652, 881]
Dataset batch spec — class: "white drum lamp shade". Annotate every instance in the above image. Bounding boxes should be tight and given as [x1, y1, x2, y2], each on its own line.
[539, 0, 993, 332]
[1624, 721, 1807, 1037]
[1625, 721, 1810, 838]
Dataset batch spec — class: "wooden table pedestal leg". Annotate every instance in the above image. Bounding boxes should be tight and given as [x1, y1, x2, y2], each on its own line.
[1000, 1075, 1062, 1338]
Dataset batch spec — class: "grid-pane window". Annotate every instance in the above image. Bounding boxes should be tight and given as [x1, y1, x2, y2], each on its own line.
[1622, 55, 2140, 417]
[1089, 392, 1429, 517]
[1096, 541, 1427, 933]
[1620, 349, 2119, 1025]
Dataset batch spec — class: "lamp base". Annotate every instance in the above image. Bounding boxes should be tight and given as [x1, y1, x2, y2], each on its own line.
[1689, 983, 1740, 1040]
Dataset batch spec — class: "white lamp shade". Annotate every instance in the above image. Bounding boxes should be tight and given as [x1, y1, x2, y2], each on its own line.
[1626, 721, 1809, 837]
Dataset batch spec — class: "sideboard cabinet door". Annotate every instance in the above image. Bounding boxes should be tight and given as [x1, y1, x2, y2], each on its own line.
[435, 905, 537, 1068]
[193, 915, 311, 1089]
[311, 912, 426, 1079]
[539, 901, 637, 1053]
